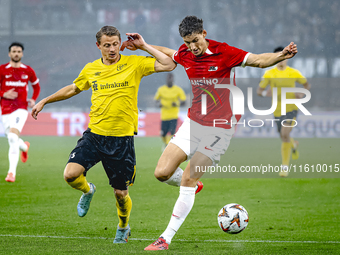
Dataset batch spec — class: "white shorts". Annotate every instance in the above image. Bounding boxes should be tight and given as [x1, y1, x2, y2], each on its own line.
[1, 109, 28, 135]
[170, 117, 235, 164]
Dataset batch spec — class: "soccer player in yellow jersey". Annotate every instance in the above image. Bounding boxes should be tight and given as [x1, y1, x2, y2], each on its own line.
[154, 73, 186, 146]
[31, 26, 175, 243]
[257, 46, 311, 177]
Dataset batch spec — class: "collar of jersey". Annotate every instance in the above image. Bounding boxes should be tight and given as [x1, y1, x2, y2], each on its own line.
[100, 54, 122, 67]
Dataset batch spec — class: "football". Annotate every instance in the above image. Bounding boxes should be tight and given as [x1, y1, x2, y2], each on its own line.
[217, 203, 249, 234]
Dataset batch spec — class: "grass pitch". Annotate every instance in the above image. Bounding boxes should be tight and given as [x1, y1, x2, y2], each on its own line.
[0, 136, 339, 254]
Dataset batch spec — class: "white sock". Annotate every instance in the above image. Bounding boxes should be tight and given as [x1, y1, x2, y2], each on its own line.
[162, 167, 183, 187]
[161, 186, 195, 244]
[18, 138, 28, 152]
[8, 133, 20, 176]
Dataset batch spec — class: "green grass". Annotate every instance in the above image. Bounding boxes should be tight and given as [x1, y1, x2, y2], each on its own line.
[0, 136, 339, 254]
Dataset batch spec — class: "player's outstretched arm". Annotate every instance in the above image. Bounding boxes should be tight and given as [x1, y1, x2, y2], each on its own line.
[31, 84, 81, 120]
[246, 42, 297, 68]
[149, 45, 176, 59]
[122, 33, 176, 72]
[121, 38, 176, 59]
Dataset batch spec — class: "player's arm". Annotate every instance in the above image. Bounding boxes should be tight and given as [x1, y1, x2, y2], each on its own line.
[121, 39, 176, 59]
[27, 68, 41, 108]
[154, 89, 163, 108]
[257, 86, 272, 97]
[303, 81, 311, 91]
[295, 81, 311, 99]
[28, 81, 41, 108]
[31, 83, 81, 120]
[123, 33, 176, 72]
[0, 88, 18, 99]
[178, 88, 187, 106]
[246, 42, 297, 68]
[155, 100, 163, 108]
[149, 45, 176, 59]
[257, 76, 271, 97]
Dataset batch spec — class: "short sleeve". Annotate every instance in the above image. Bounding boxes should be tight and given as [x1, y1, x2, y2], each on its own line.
[294, 69, 307, 84]
[73, 65, 91, 91]
[138, 56, 156, 77]
[154, 87, 161, 100]
[223, 45, 249, 68]
[173, 51, 181, 65]
[259, 71, 271, 88]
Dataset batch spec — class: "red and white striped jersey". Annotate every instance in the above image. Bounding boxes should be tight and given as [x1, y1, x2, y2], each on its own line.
[0, 63, 40, 115]
[173, 39, 250, 129]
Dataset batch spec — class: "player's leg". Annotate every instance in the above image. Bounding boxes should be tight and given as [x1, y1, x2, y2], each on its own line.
[113, 188, 132, 243]
[154, 117, 192, 187]
[166, 119, 177, 144]
[291, 137, 299, 160]
[101, 136, 135, 243]
[10, 109, 30, 162]
[146, 125, 233, 250]
[65, 129, 99, 216]
[160, 153, 210, 243]
[155, 143, 187, 184]
[3, 109, 28, 182]
[160, 120, 168, 146]
[279, 112, 297, 177]
[289, 111, 299, 160]
[64, 163, 89, 192]
[280, 125, 293, 165]
[145, 153, 209, 251]
[64, 162, 96, 217]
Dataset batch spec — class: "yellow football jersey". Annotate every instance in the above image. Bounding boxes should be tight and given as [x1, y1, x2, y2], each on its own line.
[73, 55, 156, 136]
[154, 85, 186, 121]
[259, 66, 307, 117]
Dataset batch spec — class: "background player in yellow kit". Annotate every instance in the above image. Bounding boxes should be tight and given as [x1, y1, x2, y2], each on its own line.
[154, 73, 186, 146]
[31, 26, 175, 243]
[257, 46, 311, 177]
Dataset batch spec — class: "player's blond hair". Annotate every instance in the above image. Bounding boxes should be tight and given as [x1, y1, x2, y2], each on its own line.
[96, 26, 121, 44]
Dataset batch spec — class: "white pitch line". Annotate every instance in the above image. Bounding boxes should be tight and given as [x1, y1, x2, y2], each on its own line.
[0, 234, 339, 244]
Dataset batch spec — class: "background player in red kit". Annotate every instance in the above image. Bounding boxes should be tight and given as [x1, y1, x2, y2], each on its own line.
[0, 42, 40, 182]
[122, 16, 298, 250]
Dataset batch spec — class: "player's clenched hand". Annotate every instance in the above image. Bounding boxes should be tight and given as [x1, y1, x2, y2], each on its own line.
[120, 40, 137, 51]
[124, 33, 147, 50]
[31, 100, 45, 120]
[3, 88, 18, 99]
[282, 42, 297, 59]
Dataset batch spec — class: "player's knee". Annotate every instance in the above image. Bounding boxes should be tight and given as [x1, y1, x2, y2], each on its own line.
[114, 189, 128, 200]
[63, 169, 79, 182]
[64, 174, 77, 183]
[280, 132, 290, 142]
[154, 166, 172, 182]
[7, 132, 19, 144]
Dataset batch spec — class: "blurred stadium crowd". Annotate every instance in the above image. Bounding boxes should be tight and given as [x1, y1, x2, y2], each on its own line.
[3, 0, 338, 56]
[0, 0, 339, 111]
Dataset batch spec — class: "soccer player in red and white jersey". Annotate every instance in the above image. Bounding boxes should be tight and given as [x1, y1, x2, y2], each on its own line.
[0, 42, 40, 182]
[122, 16, 298, 250]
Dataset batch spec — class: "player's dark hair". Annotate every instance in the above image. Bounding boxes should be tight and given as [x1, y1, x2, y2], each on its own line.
[179, 16, 204, 38]
[274, 46, 284, 53]
[96, 26, 121, 44]
[9, 42, 24, 52]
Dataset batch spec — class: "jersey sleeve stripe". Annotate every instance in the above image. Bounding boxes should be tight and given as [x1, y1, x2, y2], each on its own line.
[31, 78, 40, 85]
[241, 52, 252, 68]
[172, 52, 178, 64]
